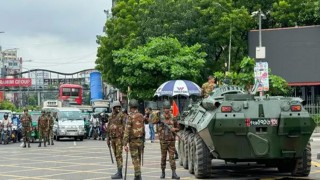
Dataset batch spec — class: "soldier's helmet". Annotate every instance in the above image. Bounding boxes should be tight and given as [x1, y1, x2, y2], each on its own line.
[111, 101, 122, 109]
[163, 100, 171, 109]
[129, 99, 139, 108]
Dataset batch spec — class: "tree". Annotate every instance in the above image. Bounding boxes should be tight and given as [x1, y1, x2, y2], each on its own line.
[113, 37, 206, 99]
[271, 0, 320, 27]
[214, 57, 291, 95]
[96, 0, 140, 86]
[96, 0, 319, 99]
[0, 100, 16, 111]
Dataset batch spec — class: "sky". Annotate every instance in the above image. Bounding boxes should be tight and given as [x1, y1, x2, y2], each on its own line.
[0, 0, 112, 73]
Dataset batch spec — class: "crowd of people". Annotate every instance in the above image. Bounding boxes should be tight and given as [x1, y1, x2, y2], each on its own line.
[0, 109, 55, 148]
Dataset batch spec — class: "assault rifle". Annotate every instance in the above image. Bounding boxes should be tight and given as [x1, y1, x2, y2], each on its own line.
[160, 119, 181, 139]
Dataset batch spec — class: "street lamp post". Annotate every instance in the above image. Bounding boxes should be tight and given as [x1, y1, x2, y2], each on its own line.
[251, 9, 266, 58]
[213, 3, 232, 72]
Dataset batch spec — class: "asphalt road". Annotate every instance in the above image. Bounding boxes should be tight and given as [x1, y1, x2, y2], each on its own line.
[0, 138, 320, 180]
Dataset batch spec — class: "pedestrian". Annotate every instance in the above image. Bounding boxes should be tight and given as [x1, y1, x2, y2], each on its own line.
[106, 101, 126, 179]
[152, 100, 180, 179]
[38, 110, 49, 147]
[20, 108, 32, 148]
[46, 111, 54, 145]
[123, 99, 145, 180]
[144, 107, 155, 143]
[201, 75, 216, 98]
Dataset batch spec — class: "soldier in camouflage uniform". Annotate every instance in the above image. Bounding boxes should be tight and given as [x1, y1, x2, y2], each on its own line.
[38, 110, 49, 147]
[46, 111, 54, 145]
[201, 75, 216, 98]
[152, 100, 180, 179]
[123, 99, 145, 180]
[106, 101, 126, 179]
[20, 108, 32, 148]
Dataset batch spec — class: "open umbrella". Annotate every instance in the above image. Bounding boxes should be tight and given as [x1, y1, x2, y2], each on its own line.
[154, 80, 201, 97]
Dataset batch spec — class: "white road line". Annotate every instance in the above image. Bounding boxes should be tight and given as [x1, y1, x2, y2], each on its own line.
[74, 141, 77, 146]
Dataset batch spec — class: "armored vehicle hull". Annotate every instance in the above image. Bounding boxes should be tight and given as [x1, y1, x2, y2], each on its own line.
[178, 85, 316, 178]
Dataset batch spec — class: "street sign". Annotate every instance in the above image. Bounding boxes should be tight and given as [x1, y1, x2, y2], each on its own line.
[254, 62, 269, 92]
[0, 78, 32, 87]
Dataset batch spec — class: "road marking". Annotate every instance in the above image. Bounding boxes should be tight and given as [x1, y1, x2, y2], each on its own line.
[20, 142, 24, 147]
[74, 141, 77, 146]
[312, 161, 320, 167]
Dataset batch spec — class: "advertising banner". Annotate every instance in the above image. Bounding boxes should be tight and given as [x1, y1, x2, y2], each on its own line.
[254, 62, 269, 92]
[0, 78, 32, 87]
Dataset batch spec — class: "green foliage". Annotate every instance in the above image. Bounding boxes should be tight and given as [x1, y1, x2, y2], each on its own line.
[0, 100, 16, 111]
[271, 0, 320, 27]
[113, 37, 206, 99]
[96, 0, 319, 99]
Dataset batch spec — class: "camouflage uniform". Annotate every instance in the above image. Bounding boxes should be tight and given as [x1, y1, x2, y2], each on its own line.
[20, 110, 32, 148]
[152, 108, 180, 179]
[46, 112, 54, 145]
[106, 109, 125, 179]
[123, 99, 145, 180]
[38, 112, 49, 147]
[201, 82, 215, 98]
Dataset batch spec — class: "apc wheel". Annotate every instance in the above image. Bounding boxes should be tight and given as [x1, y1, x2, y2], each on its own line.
[292, 143, 311, 177]
[194, 134, 212, 178]
[57, 136, 60, 141]
[183, 131, 190, 169]
[178, 131, 185, 166]
[188, 133, 195, 174]
[79, 136, 84, 141]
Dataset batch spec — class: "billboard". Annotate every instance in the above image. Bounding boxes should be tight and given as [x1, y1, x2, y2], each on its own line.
[0, 78, 32, 87]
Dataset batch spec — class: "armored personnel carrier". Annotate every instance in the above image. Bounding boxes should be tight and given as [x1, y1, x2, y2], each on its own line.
[178, 85, 316, 178]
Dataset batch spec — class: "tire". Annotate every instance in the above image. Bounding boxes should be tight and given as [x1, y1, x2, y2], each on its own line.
[57, 136, 60, 141]
[194, 133, 212, 178]
[80, 136, 84, 141]
[183, 131, 190, 169]
[188, 133, 195, 174]
[74, 137, 78, 141]
[292, 142, 311, 177]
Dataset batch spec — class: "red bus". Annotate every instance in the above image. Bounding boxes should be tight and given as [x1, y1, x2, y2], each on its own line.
[59, 84, 83, 105]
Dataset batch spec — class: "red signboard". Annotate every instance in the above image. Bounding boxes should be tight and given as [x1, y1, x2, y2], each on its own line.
[0, 78, 32, 87]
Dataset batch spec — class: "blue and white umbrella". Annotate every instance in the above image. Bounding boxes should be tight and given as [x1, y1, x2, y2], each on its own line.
[154, 80, 201, 97]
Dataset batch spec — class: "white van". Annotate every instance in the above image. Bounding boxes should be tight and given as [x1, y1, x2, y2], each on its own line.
[52, 107, 85, 141]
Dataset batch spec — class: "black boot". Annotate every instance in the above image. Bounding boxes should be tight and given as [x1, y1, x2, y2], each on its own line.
[111, 168, 122, 179]
[44, 141, 47, 147]
[174, 151, 179, 160]
[134, 175, 142, 180]
[23, 142, 26, 148]
[28, 141, 31, 148]
[51, 139, 54, 145]
[160, 169, 165, 179]
[172, 170, 180, 179]
[38, 142, 41, 147]
[48, 139, 50, 145]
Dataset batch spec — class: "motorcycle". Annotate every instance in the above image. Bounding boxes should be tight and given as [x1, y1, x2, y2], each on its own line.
[11, 124, 20, 143]
[1, 126, 11, 145]
[92, 123, 99, 140]
[30, 126, 38, 143]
